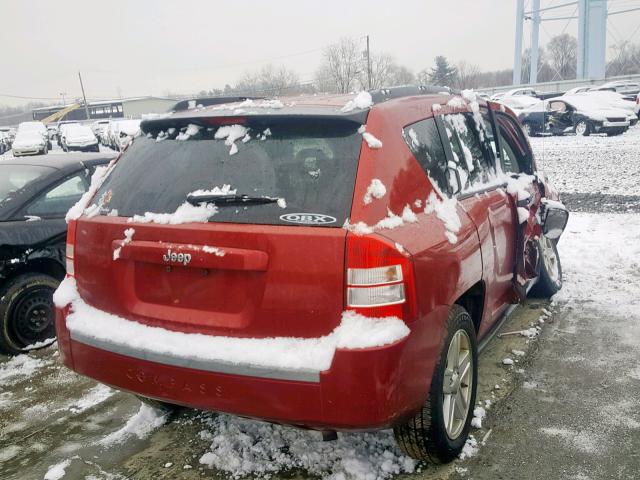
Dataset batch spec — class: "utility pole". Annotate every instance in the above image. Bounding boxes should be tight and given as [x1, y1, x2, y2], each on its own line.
[529, 0, 541, 84]
[78, 71, 90, 120]
[366, 35, 372, 90]
[59, 92, 67, 105]
[513, 0, 525, 85]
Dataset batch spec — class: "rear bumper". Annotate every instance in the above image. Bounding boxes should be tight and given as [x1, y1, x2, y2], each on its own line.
[55, 307, 442, 430]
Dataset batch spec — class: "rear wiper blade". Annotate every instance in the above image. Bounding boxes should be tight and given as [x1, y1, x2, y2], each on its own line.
[186, 193, 279, 206]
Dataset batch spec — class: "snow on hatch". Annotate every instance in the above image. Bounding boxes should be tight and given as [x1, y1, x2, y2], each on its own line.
[113, 228, 135, 261]
[128, 201, 217, 225]
[341, 91, 374, 113]
[363, 179, 387, 205]
[358, 125, 383, 149]
[54, 278, 410, 375]
[198, 413, 417, 480]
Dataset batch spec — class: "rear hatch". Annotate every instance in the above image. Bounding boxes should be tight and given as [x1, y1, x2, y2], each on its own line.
[73, 115, 364, 338]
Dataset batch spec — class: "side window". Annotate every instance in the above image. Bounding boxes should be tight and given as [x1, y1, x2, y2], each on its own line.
[442, 113, 496, 192]
[25, 174, 87, 218]
[402, 118, 449, 195]
[496, 113, 533, 175]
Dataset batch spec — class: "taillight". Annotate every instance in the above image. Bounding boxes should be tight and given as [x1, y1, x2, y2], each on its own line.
[346, 233, 416, 321]
[65, 220, 77, 277]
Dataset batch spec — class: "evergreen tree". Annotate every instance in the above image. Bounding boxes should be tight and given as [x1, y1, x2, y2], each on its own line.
[428, 56, 458, 87]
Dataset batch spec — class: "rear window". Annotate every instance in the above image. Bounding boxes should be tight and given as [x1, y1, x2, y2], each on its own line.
[91, 118, 363, 226]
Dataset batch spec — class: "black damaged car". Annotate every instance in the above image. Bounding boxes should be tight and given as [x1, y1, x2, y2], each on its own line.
[0, 154, 113, 354]
[518, 96, 632, 137]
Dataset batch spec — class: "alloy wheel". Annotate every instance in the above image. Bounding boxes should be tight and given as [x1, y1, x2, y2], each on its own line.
[442, 329, 473, 439]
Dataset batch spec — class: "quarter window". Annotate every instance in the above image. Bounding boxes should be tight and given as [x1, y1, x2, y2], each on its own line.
[402, 118, 449, 195]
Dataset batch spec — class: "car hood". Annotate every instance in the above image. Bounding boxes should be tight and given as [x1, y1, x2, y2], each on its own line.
[13, 135, 45, 148]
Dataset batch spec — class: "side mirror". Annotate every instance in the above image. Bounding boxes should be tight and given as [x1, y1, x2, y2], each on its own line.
[541, 200, 569, 240]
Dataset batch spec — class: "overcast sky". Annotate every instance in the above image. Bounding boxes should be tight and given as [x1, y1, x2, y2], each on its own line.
[1, 0, 639, 107]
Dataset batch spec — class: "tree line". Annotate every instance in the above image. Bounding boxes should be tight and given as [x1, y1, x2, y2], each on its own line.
[194, 34, 640, 98]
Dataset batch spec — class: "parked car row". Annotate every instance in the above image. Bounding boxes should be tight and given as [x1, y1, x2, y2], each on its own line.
[93, 118, 141, 151]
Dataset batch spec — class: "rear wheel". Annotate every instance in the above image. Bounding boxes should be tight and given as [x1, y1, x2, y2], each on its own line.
[393, 305, 477, 463]
[575, 120, 591, 136]
[530, 236, 562, 297]
[0, 273, 59, 355]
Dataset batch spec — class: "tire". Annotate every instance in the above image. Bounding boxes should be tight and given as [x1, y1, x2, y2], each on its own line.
[575, 120, 591, 136]
[393, 305, 478, 463]
[530, 236, 562, 298]
[0, 273, 59, 355]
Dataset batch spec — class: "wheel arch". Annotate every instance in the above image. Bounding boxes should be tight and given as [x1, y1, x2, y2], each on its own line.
[453, 281, 485, 333]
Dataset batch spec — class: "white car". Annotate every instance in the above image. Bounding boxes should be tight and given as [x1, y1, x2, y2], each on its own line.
[574, 91, 639, 125]
[12, 130, 48, 156]
[62, 124, 100, 152]
[17, 121, 51, 150]
[563, 87, 591, 96]
[111, 119, 141, 151]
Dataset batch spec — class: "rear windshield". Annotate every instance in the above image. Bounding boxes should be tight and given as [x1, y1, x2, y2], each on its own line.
[91, 119, 363, 226]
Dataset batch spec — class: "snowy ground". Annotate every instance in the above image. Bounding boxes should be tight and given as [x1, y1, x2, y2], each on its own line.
[0, 126, 639, 480]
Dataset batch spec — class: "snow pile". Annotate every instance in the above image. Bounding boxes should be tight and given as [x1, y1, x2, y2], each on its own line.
[471, 406, 486, 429]
[459, 435, 478, 459]
[432, 103, 442, 112]
[202, 246, 225, 257]
[358, 125, 383, 149]
[66, 162, 115, 222]
[54, 277, 410, 374]
[363, 179, 387, 205]
[44, 459, 72, 480]
[112, 228, 135, 261]
[502, 358, 514, 366]
[198, 414, 416, 480]
[176, 123, 201, 141]
[425, 191, 461, 244]
[99, 404, 168, 447]
[447, 97, 466, 109]
[214, 124, 249, 155]
[129, 202, 217, 225]
[341, 91, 374, 113]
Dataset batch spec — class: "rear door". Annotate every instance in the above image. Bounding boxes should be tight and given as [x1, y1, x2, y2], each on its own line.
[73, 117, 364, 339]
[437, 110, 518, 330]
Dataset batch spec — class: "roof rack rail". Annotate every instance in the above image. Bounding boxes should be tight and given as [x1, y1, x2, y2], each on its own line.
[369, 85, 458, 104]
[172, 96, 264, 112]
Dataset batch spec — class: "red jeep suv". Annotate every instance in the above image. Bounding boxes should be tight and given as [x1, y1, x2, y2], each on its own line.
[54, 87, 568, 462]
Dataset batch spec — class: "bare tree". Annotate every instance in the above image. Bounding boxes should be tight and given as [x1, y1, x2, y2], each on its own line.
[389, 65, 415, 86]
[234, 64, 301, 96]
[315, 37, 363, 93]
[547, 34, 577, 80]
[607, 41, 640, 76]
[456, 61, 482, 89]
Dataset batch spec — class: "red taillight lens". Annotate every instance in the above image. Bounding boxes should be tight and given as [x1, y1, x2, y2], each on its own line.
[346, 233, 416, 321]
[65, 220, 77, 277]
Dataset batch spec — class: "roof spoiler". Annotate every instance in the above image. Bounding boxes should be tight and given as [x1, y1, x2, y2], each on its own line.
[171, 96, 264, 112]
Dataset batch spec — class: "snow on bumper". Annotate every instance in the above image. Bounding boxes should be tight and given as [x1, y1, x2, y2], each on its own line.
[53, 277, 410, 383]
